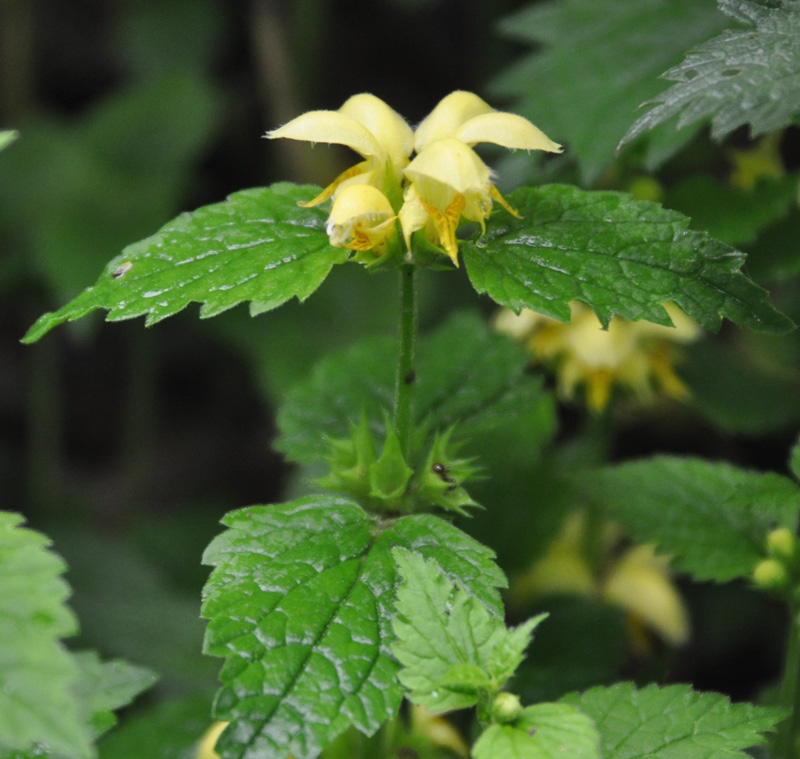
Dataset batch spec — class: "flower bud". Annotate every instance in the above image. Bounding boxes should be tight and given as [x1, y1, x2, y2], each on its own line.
[753, 558, 789, 591]
[491, 692, 523, 724]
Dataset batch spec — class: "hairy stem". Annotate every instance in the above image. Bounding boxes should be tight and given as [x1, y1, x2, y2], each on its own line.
[394, 265, 418, 461]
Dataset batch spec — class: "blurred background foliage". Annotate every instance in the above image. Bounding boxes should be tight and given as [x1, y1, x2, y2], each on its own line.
[2, 0, 800, 755]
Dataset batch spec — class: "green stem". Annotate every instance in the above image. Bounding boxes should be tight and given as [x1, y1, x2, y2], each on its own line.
[394, 265, 417, 462]
[775, 602, 800, 759]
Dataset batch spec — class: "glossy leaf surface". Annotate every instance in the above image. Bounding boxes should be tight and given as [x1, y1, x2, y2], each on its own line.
[462, 184, 792, 332]
[201, 496, 505, 759]
[620, 0, 800, 148]
[23, 184, 343, 343]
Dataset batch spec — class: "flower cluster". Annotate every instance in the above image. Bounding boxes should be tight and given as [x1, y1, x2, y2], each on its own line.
[495, 301, 701, 411]
[267, 92, 561, 267]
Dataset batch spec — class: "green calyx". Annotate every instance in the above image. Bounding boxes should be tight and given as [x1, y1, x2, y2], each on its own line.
[316, 414, 481, 514]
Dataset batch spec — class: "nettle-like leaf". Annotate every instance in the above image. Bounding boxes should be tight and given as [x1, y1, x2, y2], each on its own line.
[201, 496, 506, 759]
[584, 456, 800, 582]
[70, 651, 158, 740]
[22, 183, 345, 343]
[472, 703, 600, 759]
[0, 512, 88, 759]
[620, 0, 800, 149]
[276, 311, 548, 464]
[391, 548, 545, 713]
[490, 0, 728, 182]
[462, 184, 792, 332]
[562, 682, 784, 759]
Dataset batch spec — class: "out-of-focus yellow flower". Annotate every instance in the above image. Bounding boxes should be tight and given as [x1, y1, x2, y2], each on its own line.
[510, 511, 690, 649]
[266, 93, 413, 207]
[495, 301, 701, 411]
[411, 705, 470, 758]
[196, 721, 228, 759]
[401, 91, 562, 266]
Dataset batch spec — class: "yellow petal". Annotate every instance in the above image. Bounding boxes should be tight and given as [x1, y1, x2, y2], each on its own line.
[196, 721, 228, 759]
[419, 194, 465, 266]
[266, 110, 384, 161]
[338, 93, 414, 168]
[414, 91, 495, 152]
[456, 112, 562, 153]
[326, 184, 396, 251]
[404, 138, 490, 196]
[602, 545, 690, 646]
[399, 183, 429, 250]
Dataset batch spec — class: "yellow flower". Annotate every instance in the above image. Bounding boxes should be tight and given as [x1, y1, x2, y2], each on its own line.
[401, 91, 562, 266]
[266, 93, 413, 207]
[495, 301, 701, 411]
[326, 184, 397, 258]
[509, 511, 690, 649]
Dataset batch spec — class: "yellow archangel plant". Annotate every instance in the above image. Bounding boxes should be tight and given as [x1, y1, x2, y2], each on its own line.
[495, 301, 702, 412]
[267, 91, 562, 266]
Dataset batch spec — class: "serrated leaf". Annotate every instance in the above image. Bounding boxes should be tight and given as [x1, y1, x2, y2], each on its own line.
[201, 496, 505, 759]
[0, 512, 89, 759]
[584, 456, 800, 582]
[490, 0, 728, 183]
[473, 703, 599, 759]
[70, 651, 158, 740]
[462, 184, 792, 333]
[562, 682, 784, 759]
[22, 183, 345, 343]
[276, 310, 548, 464]
[391, 549, 542, 713]
[620, 0, 800, 149]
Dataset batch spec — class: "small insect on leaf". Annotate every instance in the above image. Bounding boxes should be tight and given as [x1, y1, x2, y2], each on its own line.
[111, 261, 133, 279]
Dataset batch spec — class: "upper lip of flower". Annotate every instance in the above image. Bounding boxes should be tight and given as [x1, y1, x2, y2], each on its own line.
[265, 93, 414, 172]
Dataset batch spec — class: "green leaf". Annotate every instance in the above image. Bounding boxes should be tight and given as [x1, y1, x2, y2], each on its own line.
[620, 0, 800, 149]
[0, 513, 89, 759]
[490, 0, 728, 183]
[584, 456, 800, 582]
[276, 310, 548, 464]
[22, 183, 345, 343]
[473, 703, 599, 759]
[70, 651, 158, 740]
[391, 548, 543, 713]
[562, 682, 784, 759]
[665, 174, 800, 247]
[462, 184, 793, 332]
[201, 496, 505, 759]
